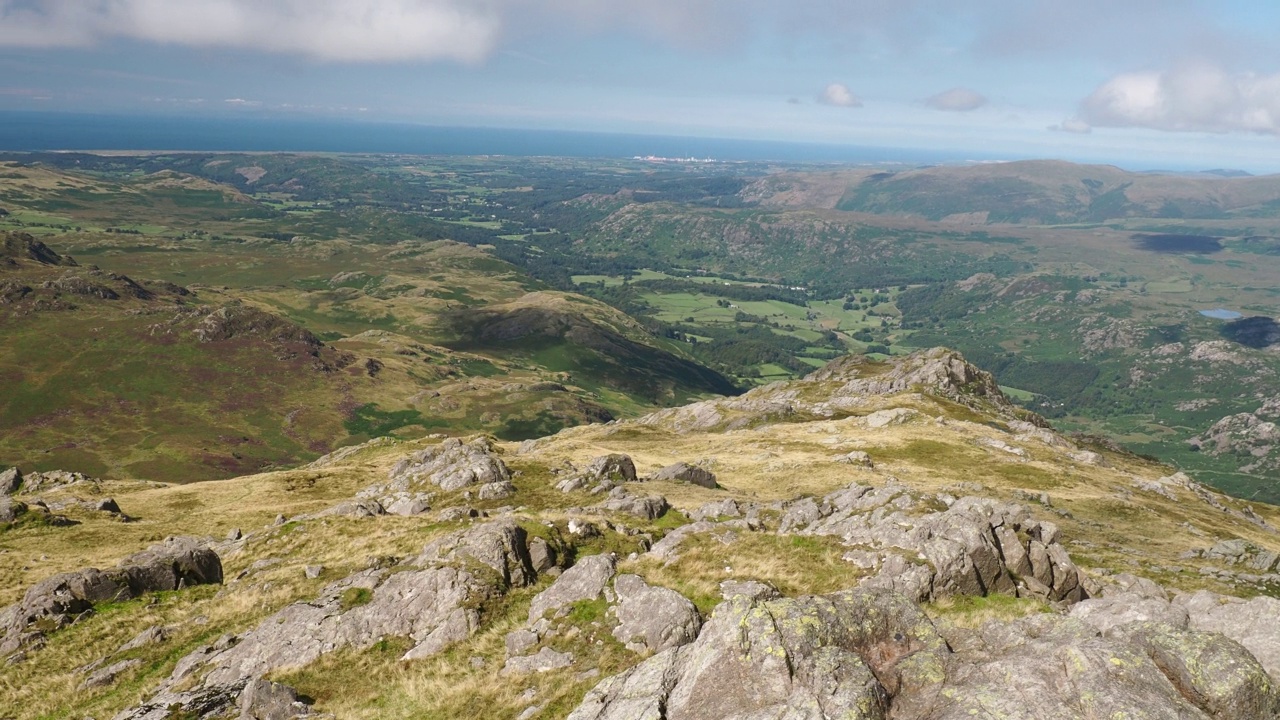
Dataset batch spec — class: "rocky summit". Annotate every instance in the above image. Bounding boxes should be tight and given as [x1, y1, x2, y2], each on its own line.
[5, 349, 1280, 719]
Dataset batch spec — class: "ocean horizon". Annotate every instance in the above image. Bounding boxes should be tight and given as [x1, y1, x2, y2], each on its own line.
[0, 111, 996, 166]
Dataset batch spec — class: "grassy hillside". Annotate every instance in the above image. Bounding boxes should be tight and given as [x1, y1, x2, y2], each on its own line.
[737, 159, 1280, 223]
[0, 158, 739, 481]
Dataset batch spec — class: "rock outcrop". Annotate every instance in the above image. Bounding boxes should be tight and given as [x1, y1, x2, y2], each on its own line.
[1177, 591, 1280, 681]
[569, 587, 945, 720]
[353, 437, 512, 515]
[636, 348, 1027, 434]
[0, 497, 25, 525]
[556, 453, 640, 493]
[117, 521, 536, 719]
[585, 454, 638, 483]
[19, 469, 97, 494]
[0, 537, 222, 655]
[1191, 398, 1280, 475]
[0, 467, 20, 495]
[237, 678, 314, 719]
[599, 487, 670, 520]
[780, 483, 1084, 603]
[383, 437, 511, 493]
[569, 585, 1280, 720]
[527, 554, 616, 624]
[1, 232, 77, 267]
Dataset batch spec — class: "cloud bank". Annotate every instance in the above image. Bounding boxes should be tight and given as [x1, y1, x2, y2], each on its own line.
[818, 83, 861, 107]
[4, 0, 1264, 66]
[926, 87, 987, 112]
[1081, 64, 1280, 134]
[0, 0, 502, 62]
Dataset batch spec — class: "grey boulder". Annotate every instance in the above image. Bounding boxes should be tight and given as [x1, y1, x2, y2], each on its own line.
[0, 497, 26, 525]
[502, 647, 574, 676]
[238, 678, 313, 719]
[650, 462, 717, 489]
[585, 454, 637, 483]
[611, 574, 701, 654]
[83, 659, 142, 689]
[478, 480, 516, 500]
[0, 536, 221, 654]
[600, 488, 669, 520]
[0, 467, 20, 495]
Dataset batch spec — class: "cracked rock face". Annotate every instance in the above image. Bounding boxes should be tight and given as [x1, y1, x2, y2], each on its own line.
[931, 614, 1276, 720]
[569, 587, 1280, 720]
[568, 587, 943, 720]
[1176, 591, 1280, 682]
[780, 483, 1085, 604]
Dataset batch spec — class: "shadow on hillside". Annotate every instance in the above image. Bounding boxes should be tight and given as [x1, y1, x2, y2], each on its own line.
[1132, 233, 1223, 254]
[1221, 316, 1280, 349]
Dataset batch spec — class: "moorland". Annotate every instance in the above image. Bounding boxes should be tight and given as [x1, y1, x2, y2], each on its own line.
[2, 152, 1279, 499]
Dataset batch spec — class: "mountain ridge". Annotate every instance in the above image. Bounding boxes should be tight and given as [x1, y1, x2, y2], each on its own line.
[5, 347, 1280, 718]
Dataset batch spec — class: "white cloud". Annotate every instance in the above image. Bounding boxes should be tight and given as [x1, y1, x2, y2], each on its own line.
[0, 0, 501, 63]
[818, 83, 861, 108]
[1048, 118, 1092, 134]
[1080, 63, 1280, 134]
[925, 87, 987, 112]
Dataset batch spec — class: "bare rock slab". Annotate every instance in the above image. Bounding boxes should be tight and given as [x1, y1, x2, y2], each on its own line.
[611, 574, 701, 654]
[502, 647, 574, 676]
[528, 554, 616, 624]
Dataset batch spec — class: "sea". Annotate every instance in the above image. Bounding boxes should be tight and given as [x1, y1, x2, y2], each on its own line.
[0, 111, 988, 165]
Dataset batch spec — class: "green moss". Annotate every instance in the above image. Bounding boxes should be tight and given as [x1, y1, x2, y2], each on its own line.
[565, 597, 609, 624]
[339, 587, 373, 611]
[650, 512, 689, 531]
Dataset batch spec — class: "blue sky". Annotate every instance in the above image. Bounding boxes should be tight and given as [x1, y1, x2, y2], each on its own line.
[4, 1, 1280, 170]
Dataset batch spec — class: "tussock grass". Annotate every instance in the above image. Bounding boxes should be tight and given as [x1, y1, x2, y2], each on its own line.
[926, 593, 1052, 629]
[271, 575, 634, 720]
[629, 533, 866, 615]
